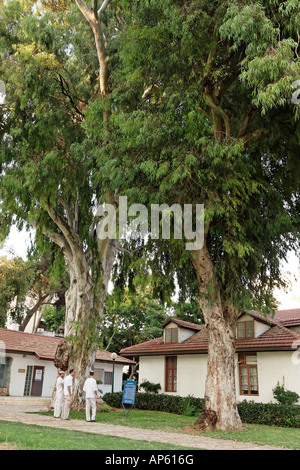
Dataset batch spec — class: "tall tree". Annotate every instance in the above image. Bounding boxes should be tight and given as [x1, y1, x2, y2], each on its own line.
[92, 0, 300, 429]
[0, 0, 119, 406]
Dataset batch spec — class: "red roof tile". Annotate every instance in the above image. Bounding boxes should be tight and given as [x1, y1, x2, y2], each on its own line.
[121, 312, 300, 357]
[274, 309, 300, 327]
[161, 318, 202, 331]
[0, 329, 135, 365]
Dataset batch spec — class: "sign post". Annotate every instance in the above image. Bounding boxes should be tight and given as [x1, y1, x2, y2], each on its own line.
[122, 380, 137, 419]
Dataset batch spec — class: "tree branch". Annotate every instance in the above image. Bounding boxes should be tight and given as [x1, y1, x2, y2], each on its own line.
[98, 0, 110, 18]
[74, 0, 94, 24]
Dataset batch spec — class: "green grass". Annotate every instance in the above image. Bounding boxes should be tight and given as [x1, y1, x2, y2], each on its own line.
[200, 425, 300, 450]
[0, 420, 200, 450]
[36, 409, 300, 449]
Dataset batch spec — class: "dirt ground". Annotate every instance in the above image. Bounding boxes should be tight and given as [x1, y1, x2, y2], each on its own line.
[0, 442, 15, 450]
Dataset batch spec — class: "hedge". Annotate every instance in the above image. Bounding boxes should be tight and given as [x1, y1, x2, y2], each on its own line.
[237, 400, 300, 428]
[103, 392, 300, 427]
[103, 392, 205, 415]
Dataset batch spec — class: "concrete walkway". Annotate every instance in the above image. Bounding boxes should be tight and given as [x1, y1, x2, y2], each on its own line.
[0, 402, 286, 451]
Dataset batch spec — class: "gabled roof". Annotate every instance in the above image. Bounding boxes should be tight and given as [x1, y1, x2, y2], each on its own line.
[120, 310, 300, 357]
[161, 318, 202, 331]
[0, 328, 135, 365]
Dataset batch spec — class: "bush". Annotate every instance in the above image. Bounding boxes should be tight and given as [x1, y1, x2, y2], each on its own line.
[237, 400, 300, 428]
[273, 380, 300, 406]
[139, 381, 161, 394]
[103, 392, 300, 427]
[103, 391, 205, 415]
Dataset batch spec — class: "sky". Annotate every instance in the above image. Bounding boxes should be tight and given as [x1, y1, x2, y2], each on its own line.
[0, 225, 299, 310]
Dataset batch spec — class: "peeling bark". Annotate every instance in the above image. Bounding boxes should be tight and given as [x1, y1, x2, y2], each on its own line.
[190, 239, 243, 431]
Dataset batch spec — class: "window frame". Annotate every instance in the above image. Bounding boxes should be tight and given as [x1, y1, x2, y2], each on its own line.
[165, 356, 177, 393]
[104, 371, 113, 385]
[165, 327, 179, 344]
[237, 321, 255, 339]
[238, 353, 259, 396]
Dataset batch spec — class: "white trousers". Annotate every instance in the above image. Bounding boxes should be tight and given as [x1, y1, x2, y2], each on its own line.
[86, 398, 97, 421]
[54, 391, 64, 417]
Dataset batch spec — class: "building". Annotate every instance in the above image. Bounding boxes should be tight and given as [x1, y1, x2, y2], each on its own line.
[0, 329, 135, 397]
[120, 309, 300, 404]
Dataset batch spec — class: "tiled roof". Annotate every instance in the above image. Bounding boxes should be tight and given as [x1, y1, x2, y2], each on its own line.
[274, 309, 300, 327]
[0, 329, 135, 365]
[161, 318, 202, 331]
[120, 312, 300, 357]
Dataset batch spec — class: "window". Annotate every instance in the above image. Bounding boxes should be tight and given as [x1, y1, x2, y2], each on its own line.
[165, 328, 178, 344]
[94, 368, 104, 384]
[237, 321, 254, 339]
[165, 356, 177, 392]
[239, 354, 259, 396]
[24, 366, 33, 396]
[0, 358, 10, 389]
[104, 371, 113, 385]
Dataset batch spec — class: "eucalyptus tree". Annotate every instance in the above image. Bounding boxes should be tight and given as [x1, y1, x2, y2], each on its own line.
[92, 0, 300, 429]
[0, 0, 122, 405]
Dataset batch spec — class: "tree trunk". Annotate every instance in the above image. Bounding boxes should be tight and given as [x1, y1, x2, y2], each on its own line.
[190, 241, 243, 431]
[54, 240, 116, 410]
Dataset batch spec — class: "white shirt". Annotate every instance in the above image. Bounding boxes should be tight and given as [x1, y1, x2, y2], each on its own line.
[56, 376, 64, 393]
[64, 374, 73, 396]
[83, 377, 98, 399]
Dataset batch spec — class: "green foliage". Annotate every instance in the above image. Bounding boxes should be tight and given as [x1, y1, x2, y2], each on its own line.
[0, 256, 35, 326]
[237, 400, 300, 428]
[273, 380, 300, 406]
[139, 381, 162, 394]
[104, 392, 300, 427]
[101, 288, 169, 352]
[103, 391, 205, 415]
[43, 305, 65, 333]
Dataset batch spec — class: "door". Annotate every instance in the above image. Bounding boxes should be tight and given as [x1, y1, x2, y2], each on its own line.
[31, 366, 45, 396]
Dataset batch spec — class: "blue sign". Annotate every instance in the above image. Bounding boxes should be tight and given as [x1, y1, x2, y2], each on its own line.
[122, 380, 137, 405]
[122, 380, 136, 418]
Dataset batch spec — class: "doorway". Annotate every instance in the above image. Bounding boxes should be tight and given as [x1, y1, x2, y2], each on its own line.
[30, 366, 45, 396]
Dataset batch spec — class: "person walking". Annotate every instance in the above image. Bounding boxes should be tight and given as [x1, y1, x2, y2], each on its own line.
[83, 371, 98, 422]
[62, 369, 75, 420]
[53, 371, 65, 418]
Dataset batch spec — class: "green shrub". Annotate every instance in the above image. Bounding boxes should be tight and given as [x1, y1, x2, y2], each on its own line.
[273, 380, 300, 406]
[103, 391, 205, 415]
[103, 392, 300, 428]
[139, 381, 161, 394]
[237, 400, 300, 428]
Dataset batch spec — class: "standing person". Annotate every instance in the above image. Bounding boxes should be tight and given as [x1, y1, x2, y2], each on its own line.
[62, 369, 75, 420]
[54, 371, 65, 418]
[83, 371, 98, 422]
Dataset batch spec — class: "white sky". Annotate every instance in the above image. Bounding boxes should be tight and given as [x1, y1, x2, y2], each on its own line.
[0, 226, 299, 310]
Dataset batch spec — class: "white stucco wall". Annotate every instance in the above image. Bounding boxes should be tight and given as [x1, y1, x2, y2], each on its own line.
[236, 351, 300, 403]
[8, 353, 57, 397]
[139, 350, 300, 404]
[5, 354, 125, 397]
[94, 362, 124, 395]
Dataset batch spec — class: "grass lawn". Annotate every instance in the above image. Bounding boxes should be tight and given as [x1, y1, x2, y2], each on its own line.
[37, 409, 300, 450]
[0, 420, 200, 451]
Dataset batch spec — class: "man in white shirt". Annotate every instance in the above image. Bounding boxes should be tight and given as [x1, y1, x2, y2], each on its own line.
[83, 371, 98, 422]
[54, 371, 65, 418]
[62, 369, 75, 420]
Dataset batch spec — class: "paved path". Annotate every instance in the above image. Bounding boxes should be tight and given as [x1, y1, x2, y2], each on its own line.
[0, 404, 286, 451]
